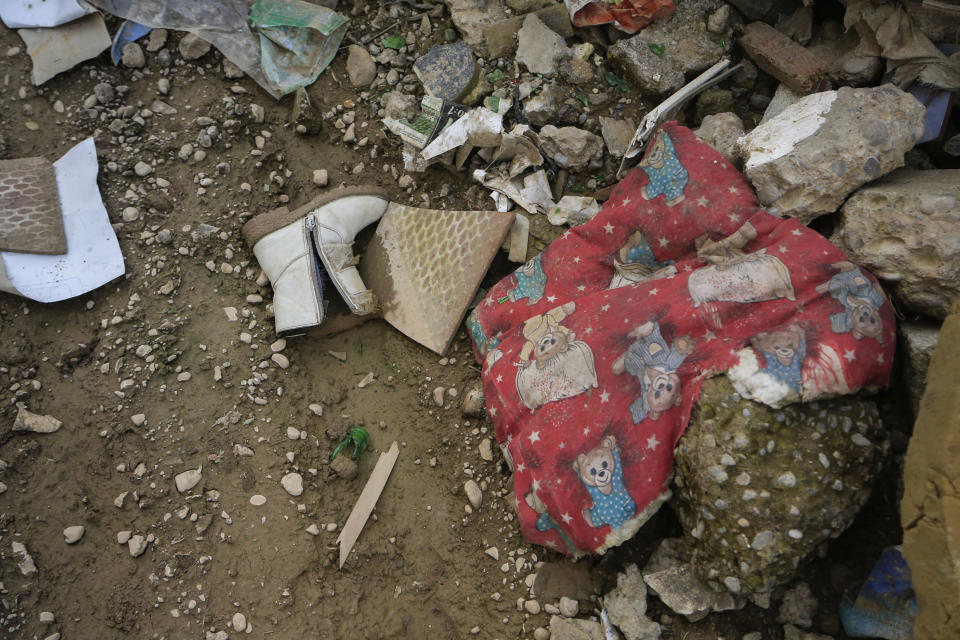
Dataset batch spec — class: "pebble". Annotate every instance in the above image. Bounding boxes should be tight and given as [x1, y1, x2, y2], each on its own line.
[358, 372, 375, 388]
[158, 77, 170, 94]
[94, 82, 114, 104]
[485, 546, 500, 560]
[131, 414, 146, 426]
[121, 42, 145, 68]
[312, 169, 329, 187]
[39, 611, 55, 624]
[13, 407, 62, 433]
[464, 480, 482, 509]
[223, 307, 239, 322]
[287, 427, 301, 440]
[330, 455, 358, 480]
[117, 530, 132, 544]
[13, 542, 37, 575]
[534, 628, 550, 640]
[479, 438, 494, 462]
[146, 28, 167, 52]
[326, 523, 338, 532]
[232, 612, 247, 632]
[433, 387, 445, 406]
[128, 534, 148, 557]
[175, 468, 202, 493]
[134, 161, 153, 176]
[63, 526, 85, 544]
[281, 472, 304, 496]
[271, 353, 290, 369]
[306, 524, 320, 536]
[559, 596, 579, 617]
[309, 403, 323, 416]
[177, 372, 192, 382]
[246, 293, 263, 304]
[250, 494, 267, 506]
[179, 33, 211, 60]
[271, 339, 286, 352]
[525, 599, 541, 615]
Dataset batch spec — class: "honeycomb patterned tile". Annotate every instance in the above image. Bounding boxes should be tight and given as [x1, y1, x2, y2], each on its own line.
[0, 157, 66, 255]
[361, 203, 514, 354]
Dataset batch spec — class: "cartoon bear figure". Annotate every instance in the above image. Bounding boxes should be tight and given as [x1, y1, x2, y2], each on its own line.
[608, 230, 678, 290]
[612, 321, 694, 423]
[815, 262, 886, 342]
[752, 323, 806, 392]
[515, 302, 599, 410]
[573, 435, 636, 529]
[508, 254, 547, 305]
[466, 308, 500, 356]
[524, 486, 576, 554]
[639, 131, 688, 207]
[695, 221, 758, 265]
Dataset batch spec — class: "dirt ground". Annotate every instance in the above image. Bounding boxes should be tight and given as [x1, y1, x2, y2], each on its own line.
[0, 6, 910, 640]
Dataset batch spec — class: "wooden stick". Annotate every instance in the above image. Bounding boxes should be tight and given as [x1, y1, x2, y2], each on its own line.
[336, 441, 400, 568]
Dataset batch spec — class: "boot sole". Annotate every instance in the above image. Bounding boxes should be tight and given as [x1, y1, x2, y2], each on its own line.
[242, 185, 390, 248]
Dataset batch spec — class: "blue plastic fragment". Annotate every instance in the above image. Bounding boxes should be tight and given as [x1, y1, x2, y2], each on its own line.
[840, 546, 917, 640]
[111, 20, 152, 65]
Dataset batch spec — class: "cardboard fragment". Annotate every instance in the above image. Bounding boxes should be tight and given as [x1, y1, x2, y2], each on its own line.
[360, 204, 514, 354]
[337, 441, 400, 568]
[18, 13, 111, 85]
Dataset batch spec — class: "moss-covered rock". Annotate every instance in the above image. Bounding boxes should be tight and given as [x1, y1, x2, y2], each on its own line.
[672, 376, 888, 595]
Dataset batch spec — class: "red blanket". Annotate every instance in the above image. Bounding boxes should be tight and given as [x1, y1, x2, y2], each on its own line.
[467, 123, 895, 555]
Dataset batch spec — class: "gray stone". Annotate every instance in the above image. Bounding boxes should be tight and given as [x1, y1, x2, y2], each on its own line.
[413, 42, 477, 102]
[290, 86, 322, 135]
[381, 91, 418, 121]
[945, 134, 960, 157]
[605, 564, 662, 640]
[128, 534, 148, 557]
[808, 31, 882, 88]
[740, 85, 925, 224]
[643, 562, 743, 622]
[484, 4, 574, 59]
[346, 45, 377, 87]
[516, 14, 569, 76]
[464, 479, 483, 509]
[599, 117, 636, 159]
[175, 468, 202, 493]
[121, 43, 145, 68]
[777, 582, 817, 628]
[693, 112, 744, 167]
[538, 125, 604, 172]
[695, 88, 734, 122]
[900, 323, 940, 414]
[281, 472, 303, 496]
[549, 615, 604, 640]
[179, 34, 211, 61]
[442, 0, 509, 55]
[672, 376, 888, 595]
[13, 407, 62, 433]
[832, 169, 960, 319]
[145, 28, 167, 52]
[94, 82, 114, 104]
[558, 596, 579, 617]
[63, 525, 85, 544]
[12, 541, 37, 575]
[330, 455, 358, 480]
[523, 84, 576, 127]
[607, 7, 724, 96]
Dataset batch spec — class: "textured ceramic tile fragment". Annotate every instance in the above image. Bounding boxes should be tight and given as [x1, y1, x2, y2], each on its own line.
[0, 156, 66, 255]
[361, 204, 514, 354]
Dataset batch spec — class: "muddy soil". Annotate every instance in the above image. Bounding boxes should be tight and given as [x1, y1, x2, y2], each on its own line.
[0, 6, 909, 640]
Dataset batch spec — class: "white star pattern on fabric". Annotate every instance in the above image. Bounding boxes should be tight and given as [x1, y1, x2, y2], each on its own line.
[729, 212, 740, 222]
[516, 463, 525, 472]
[573, 256, 581, 263]
[697, 196, 708, 207]
[600, 390, 610, 403]
[496, 374, 503, 382]
[777, 244, 789, 254]
[583, 427, 590, 436]
[791, 228, 804, 236]
[658, 237, 669, 248]
[529, 430, 540, 443]
[604, 222, 614, 234]
[585, 326, 593, 335]
[561, 512, 573, 524]
[647, 435, 660, 450]
[877, 353, 885, 364]
[489, 407, 497, 416]
[485, 297, 494, 305]
[546, 295, 557, 303]
[649, 288, 659, 296]
[577, 285, 586, 292]
[531, 478, 541, 491]
[601, 304, 610, 312]
[621, 196, 631, 207]
[559, 441, 566, 449]
[728, 185, 739, 194]
[844, 349, 856, 362]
